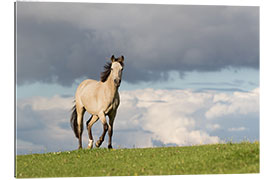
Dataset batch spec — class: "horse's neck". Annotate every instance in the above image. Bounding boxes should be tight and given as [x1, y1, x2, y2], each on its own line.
[103, 74, 118, 100]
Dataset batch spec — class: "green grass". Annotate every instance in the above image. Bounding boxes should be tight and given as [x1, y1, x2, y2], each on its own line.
[16, 142, 259, 178]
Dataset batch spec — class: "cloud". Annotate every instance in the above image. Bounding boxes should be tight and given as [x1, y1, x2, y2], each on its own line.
[117, 88, 259, 146]
[228, 127, 246, 132]
[205, 88, 259, 119]
[16, 2, 259, 86]
[16, 87, 259, 154]
[18, 95, 74, 111]
[17, 96, 77, 154]
[206, 124, 221, 131]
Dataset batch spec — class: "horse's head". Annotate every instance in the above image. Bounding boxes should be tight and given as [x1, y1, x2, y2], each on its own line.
[110, 55, 124, 87]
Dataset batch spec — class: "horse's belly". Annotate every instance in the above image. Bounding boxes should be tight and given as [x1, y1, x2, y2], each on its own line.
[83, 97, 110, 115]
[84, 99, 116, 116]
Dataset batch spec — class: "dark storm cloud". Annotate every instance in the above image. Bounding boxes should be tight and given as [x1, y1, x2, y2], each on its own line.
[17, 18, 110, 86]
[17, 2, 259, 86]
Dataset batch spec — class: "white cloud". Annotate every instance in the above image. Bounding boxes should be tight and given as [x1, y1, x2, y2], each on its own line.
[205, 88, 259, 119]
[17, 95, 77, 154]
[228, 127, 247, 132]
[18, 95, 74, 111]
[16, 88, 259, 154]
[117, 88, 259, 147]
[206, 124, 221, 131]
[117, 88, 220, 146]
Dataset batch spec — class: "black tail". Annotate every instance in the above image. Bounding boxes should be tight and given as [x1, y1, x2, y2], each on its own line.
[70, 104, 79, 139]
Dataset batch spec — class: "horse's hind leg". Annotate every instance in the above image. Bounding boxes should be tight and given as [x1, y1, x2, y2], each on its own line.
[86, 115, 99, 149]
[96, 112, 108, 148]
[76, 106, 85, 149]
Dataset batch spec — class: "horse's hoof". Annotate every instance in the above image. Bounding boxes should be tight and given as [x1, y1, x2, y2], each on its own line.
[108, 145, 113, 149]
[95, 142, 100, 148]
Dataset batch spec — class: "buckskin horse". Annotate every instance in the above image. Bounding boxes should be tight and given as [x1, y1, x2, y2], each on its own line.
[70, 55, 124, 149]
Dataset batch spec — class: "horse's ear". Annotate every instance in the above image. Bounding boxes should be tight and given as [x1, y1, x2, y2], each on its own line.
[119, 55, 124, 63]
[111, 55, 115, 62]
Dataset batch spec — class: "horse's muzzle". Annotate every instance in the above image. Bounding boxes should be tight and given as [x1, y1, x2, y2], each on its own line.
[114, 79, 121, 87]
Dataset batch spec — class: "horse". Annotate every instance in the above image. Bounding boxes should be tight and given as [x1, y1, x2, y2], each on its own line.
[70, 55, 124, 149]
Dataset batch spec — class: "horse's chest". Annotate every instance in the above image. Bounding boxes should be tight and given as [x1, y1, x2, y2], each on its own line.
[104, 97, 119, 114]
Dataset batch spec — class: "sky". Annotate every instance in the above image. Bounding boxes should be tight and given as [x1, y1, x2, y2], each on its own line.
[16, 2, 259, 155]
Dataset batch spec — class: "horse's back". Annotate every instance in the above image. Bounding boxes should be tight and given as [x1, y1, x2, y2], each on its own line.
[76, 79, 95, 94]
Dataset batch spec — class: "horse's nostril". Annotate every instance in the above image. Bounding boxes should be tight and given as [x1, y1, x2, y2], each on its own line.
[119, 80, 121, 84]
[114, 79, 120, 86]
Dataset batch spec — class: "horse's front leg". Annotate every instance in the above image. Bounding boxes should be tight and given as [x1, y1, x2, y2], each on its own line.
[96, 112, 108, 148]
[108, 111, 116, 149]
[86, 115, 99, 149]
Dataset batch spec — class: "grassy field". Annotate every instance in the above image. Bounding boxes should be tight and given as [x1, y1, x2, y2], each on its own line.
[16, 142, 259, 178]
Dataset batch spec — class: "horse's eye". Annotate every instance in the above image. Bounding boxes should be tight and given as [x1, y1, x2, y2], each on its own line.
[111, 68, 113, 71]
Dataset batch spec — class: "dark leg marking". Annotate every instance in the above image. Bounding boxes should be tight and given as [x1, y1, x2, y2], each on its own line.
[108, 112, 116, 149]
[108, 125, 113, 149]
[96, 123, 108, 147]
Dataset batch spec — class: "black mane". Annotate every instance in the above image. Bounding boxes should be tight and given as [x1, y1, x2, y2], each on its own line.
[100, 62, 112, 82]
